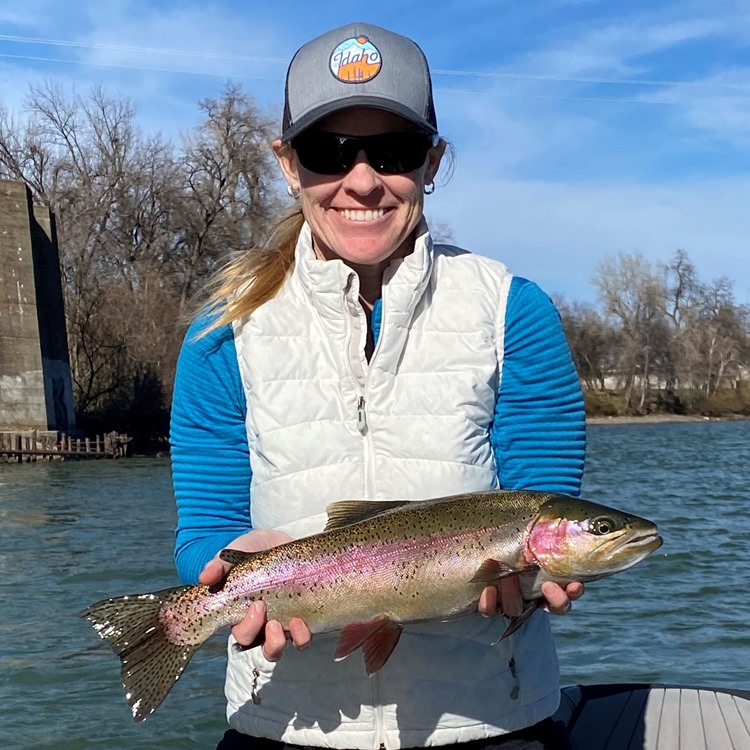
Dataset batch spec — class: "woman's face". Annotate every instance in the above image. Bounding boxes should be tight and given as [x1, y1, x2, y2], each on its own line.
[274, 108, 445, 268]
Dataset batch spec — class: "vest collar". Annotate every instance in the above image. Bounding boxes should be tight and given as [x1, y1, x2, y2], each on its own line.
[293, 219, 434, 326]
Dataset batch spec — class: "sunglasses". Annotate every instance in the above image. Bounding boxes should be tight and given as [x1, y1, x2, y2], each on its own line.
[290, 131, 437, 175]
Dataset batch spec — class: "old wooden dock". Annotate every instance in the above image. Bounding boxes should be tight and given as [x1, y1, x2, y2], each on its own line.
[0, 431, 131, 462]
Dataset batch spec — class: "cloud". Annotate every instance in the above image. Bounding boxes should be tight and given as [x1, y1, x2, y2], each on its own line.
[640, 68, 750, 148]
[0, 0, 748, 309]
[429, 173, 750, 304]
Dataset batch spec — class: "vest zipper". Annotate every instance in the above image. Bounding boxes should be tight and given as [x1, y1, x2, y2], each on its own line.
[343, 282, 374, 497]
[357, 396, 367, 434]
[373, 672, 387, 749]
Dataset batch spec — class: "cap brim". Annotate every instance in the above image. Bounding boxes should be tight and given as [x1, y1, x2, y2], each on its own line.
[282, 96, 438, 141]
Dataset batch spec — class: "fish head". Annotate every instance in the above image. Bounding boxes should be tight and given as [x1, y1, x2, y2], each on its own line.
[524, 496, 662, 583]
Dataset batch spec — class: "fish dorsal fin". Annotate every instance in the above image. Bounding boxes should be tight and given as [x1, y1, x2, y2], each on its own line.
[324, 500, 411, 531]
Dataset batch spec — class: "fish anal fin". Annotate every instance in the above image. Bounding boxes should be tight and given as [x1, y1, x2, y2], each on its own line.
[324, 500, 411, 531]
[471, 558, 522, 584]
[335, 618, 404, 674]
[492, 600, 541, 644]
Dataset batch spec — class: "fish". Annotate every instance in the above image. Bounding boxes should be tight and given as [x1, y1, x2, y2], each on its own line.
[80, 489, 662, 721]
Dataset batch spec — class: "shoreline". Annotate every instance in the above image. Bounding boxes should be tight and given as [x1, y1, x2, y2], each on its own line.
[586, 413, 748, 425]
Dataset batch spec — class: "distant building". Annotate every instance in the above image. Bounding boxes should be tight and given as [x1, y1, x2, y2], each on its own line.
[0, 179, 75, 431]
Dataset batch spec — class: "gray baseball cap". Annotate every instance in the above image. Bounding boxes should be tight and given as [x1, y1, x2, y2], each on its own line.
[281, 22, 438, 141]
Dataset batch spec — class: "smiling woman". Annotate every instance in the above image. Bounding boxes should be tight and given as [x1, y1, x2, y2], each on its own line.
[168, 20, 586, 750]
[274, 107, 445, 301]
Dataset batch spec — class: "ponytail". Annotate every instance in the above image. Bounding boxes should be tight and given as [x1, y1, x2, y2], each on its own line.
[198, 208, 304, 335]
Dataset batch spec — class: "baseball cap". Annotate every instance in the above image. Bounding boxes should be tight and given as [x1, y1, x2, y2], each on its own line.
[281, 22, 438, 141]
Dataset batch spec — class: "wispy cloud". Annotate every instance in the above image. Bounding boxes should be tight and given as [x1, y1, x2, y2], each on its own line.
[430, 173, 750, 303]
[0, 0, 747, 304]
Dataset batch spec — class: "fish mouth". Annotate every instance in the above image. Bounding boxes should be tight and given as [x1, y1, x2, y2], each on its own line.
[600, 532, 662, 573]
[626, 532, 663, 550]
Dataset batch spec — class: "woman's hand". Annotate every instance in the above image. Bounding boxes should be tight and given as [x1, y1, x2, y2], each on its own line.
[199, 529, 313, 660]
[477, 577, 585, 617]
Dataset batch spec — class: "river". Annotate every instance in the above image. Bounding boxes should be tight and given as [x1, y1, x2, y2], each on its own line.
[1, 420, 748, 749]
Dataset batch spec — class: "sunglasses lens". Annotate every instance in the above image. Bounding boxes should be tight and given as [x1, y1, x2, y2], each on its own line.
[291, 134, 354, 175]
[291, 132, 433, 175]
[367, 133, 431, 174]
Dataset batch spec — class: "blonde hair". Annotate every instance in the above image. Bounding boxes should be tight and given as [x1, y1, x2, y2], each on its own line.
[199, 208, 304, 335]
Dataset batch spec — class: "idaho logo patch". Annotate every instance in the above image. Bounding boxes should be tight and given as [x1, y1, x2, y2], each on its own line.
[329, 36, 382, 83]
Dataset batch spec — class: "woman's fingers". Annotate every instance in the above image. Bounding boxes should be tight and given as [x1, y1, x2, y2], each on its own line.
[478, 577, 523, 617]
[498, 577, 524, 617]
[261, 619, 288, 661]
[541, 581, 585, 614]
[198, 557, 230, 586]
[231, 602, 313, 660]
[232, 600, 268, 647]
[478, 584, 498, 616]
[480, 579, 586, 618]
[288, 617, 312, 650]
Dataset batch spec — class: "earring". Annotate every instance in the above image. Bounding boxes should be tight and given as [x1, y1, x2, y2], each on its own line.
[423, 181, 435, 195]
[287, 185, 300, 199]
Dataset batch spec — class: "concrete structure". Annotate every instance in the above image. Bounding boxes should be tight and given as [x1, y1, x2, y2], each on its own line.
[0, 179, 75, 431]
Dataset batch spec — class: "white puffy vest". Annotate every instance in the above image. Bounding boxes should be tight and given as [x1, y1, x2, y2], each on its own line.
[228, 222, 560, 748]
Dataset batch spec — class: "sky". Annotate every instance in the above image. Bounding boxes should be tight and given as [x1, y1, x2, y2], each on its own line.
[1, 0, 749, 305]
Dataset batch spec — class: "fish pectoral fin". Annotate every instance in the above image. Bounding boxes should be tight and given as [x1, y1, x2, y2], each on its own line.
[492, 600, 541, 644]
[324, 500, 412, 531]
[470, 558, 523, 584]
[335, 619, 404, 675]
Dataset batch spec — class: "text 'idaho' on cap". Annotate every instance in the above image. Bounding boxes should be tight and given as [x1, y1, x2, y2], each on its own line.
[281, 22, 438, 141]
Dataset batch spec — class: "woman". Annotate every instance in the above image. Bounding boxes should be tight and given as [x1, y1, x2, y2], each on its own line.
[171, 21, 585, 750]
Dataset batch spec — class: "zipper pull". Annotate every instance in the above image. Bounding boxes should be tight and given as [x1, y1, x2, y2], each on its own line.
[508, 657, 520, 700]
[251, 668, 261, 704]
[357, 396, 367, 434]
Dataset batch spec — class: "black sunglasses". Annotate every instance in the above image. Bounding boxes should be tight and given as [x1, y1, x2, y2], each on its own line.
[290, 131, 437, 175]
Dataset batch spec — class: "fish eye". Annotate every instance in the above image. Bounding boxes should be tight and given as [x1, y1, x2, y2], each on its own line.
[591, 517, 617, 535]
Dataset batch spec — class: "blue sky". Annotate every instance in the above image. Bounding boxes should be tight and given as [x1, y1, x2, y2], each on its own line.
[1, 0, 749, 304]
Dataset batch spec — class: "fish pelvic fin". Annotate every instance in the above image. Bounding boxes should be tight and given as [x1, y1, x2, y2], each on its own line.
[80, 586, 198, 722]
[492, 600, 542, 645]
[334, 619, 403, 675]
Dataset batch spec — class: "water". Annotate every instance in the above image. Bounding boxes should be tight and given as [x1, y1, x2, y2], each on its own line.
[1, 421, 748, 749]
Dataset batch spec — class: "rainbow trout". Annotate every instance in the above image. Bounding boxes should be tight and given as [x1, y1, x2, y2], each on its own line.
[80, 489, 662, 721]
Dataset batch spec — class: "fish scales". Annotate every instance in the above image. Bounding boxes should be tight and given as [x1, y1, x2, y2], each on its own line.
[80, 489, 662, 721]
[210, 491, 542, 630]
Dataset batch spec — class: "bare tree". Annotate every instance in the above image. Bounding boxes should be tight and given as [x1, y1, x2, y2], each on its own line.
[171, 83, 281, 310]
[593, 252, 668, 412]
[556, 298, 614, 391]
[0, 81, 282, 445]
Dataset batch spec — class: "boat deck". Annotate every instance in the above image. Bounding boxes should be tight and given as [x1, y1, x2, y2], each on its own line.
[554, 683, 750, 749]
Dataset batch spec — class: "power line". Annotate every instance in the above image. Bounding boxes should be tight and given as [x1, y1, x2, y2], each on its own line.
[1, 33, 748, 94]
[434, 68, 750, 91]
[0, 34, 288, 66]
[0, 52, 284, 83]
[0, 51, 682, 105]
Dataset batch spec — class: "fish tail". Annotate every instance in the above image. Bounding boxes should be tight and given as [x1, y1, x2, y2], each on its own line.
[80, 586, 199, 721]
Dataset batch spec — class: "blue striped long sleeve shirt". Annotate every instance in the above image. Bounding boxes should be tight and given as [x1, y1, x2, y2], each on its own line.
[170, 276, 585, 584]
